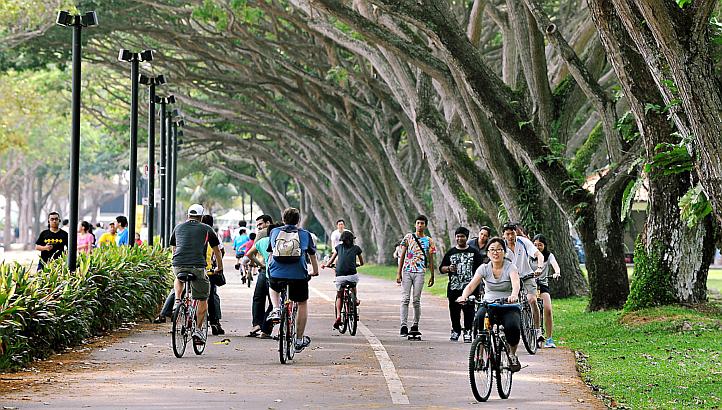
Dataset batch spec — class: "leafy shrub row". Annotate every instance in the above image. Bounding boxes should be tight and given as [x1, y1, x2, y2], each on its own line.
[0, 245, 172, 370]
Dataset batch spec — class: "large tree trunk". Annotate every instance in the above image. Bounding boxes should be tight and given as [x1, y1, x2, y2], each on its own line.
[541, 200, 589, 298]
[3, 187, 11, 247]
[608, 0, 722, 225]
[587, 0, 716, 309]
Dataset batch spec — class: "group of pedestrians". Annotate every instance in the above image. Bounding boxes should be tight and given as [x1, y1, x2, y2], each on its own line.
[34, 212, 134, 270]
[398, 216, 562, 373]
[153, 202, 564, 369]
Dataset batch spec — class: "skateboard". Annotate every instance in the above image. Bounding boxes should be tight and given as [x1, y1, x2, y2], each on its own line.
[407, 330, 422, 341]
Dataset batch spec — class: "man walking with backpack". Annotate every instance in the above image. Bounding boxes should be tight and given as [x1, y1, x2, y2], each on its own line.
[396, 215, 436, 337]
[266, 208, 319, 353]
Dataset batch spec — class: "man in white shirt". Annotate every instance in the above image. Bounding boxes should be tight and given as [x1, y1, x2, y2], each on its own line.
[502, 222, 544, 341]
[329, 219, 349, 250]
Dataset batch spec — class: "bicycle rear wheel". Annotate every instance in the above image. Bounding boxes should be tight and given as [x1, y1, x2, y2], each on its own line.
[339, 292, 348, 334]
[193, 311, 209, 355]
[468, 335, 493, 402]
[279, 304, 289, 364]
[520, 301, 538, 355]
[496, 339, 513, 398]
[348, 291, 358, 336]
[286, 303, 297, 361]
[172, 305, 188, 358]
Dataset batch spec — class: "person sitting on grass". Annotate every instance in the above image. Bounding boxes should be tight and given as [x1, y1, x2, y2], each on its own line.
[322, 231, 364, 329]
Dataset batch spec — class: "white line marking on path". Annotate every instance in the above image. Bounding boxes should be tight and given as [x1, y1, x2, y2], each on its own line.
[309, 286, 410, 405]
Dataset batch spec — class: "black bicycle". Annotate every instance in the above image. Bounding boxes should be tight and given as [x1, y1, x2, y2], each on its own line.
[467, 296, 519, 401]
[337, 283, 358, 336]
[172, 272, 208, 358]
[518, 274, 538, 355]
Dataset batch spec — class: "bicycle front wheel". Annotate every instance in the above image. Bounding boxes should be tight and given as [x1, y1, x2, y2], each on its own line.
[279, 305, 289, 364]
[520, 301, 538, 355]
[468, 335, 493, 402]
[496, 340, 513, 399]
[172, 306, 188, 358]
[348, 291, 358, 336]
[193, 311, 209, 355]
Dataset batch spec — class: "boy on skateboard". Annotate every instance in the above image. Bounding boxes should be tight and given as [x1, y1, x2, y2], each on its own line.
[396, 215, 436, 339]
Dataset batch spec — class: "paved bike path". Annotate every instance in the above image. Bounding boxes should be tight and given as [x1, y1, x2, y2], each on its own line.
[1, 260, 602, 409]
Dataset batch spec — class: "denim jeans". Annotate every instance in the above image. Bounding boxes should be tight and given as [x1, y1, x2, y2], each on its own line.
[252, 272, 273, 334]
[400, 270, 425, 327]
[207, 283, 221, 324]
[160, 290, 175, 317]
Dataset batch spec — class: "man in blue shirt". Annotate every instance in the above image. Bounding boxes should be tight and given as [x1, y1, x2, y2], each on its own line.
[266, 207, 319, 353]
[115, 215, 129, 246]
[233, 223, 250, 271]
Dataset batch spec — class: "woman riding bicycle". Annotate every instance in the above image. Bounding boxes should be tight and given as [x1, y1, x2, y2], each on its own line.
[322, 230, 364, 329]
[456, 237, 522, 372]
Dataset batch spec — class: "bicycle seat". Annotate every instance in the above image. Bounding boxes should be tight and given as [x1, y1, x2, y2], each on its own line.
[343, 283, 357, 288]
[177, 272, 197, 282]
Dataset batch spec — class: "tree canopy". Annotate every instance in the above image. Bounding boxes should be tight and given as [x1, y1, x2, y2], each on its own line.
[2, 0, 721, 310]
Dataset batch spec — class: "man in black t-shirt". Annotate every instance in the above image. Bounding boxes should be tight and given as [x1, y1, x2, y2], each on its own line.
[439, 226, 484, 343]
[35, 212, 68, 271]
[169, 204, 223, 346]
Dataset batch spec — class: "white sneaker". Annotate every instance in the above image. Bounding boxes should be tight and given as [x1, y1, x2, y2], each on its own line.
[267, 308, 282, 321]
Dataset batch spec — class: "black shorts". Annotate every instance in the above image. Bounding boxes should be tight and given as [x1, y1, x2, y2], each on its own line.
[269, 277, 309, 302]
[537, 281, 550, 294]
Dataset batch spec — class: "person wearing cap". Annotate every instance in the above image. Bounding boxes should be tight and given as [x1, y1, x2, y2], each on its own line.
[169, 204, 224, 346]
[502, 221, 544, 342]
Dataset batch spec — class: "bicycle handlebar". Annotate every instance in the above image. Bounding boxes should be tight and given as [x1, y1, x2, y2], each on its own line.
[467, 296, 511, 305]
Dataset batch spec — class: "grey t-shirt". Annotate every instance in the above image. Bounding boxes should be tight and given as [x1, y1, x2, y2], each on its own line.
[476, 260, 519, 302]
[169, 220, 220, 267]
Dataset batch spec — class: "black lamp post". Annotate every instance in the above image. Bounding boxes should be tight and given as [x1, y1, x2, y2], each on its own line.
[118, 49, 153, 247]
[56, 10, 97, 271]
[160, 96, 175, 243]
[157, 97, 167, 246]
[139, 74, 165, 246]
[170, 119, 181, 228]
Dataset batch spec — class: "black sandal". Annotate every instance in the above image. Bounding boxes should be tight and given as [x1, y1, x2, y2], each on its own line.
[246, 326, 261, 337]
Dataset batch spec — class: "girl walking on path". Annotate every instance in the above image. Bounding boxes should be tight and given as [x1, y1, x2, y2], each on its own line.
[532, 234, 561, 348]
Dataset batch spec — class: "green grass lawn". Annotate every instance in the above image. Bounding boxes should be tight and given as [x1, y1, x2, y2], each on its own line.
[581, 267, 722, 294]
[359, 264, 722, 409]
[707, 269, 722, 293]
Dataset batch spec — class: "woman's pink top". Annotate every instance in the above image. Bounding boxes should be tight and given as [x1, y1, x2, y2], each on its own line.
[77, 233, 94, 254]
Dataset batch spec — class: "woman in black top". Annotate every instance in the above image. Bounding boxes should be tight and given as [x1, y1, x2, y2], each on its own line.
[323, 231, 364, 329]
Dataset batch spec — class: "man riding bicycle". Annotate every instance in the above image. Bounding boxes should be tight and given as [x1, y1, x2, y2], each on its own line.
[170, 204, 224, 346]
[266, 207, 319, 353]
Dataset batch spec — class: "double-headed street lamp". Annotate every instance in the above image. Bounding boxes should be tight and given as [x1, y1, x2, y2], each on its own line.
[139, 74, 166, 246]
[170, 116, 184, 229]
[56, 10, 97, 271]
[118, 49, 153, 247]
[156, 95, 175, 245]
